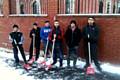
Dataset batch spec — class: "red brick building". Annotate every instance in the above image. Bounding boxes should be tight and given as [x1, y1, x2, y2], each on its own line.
[0, 0, 120, 64]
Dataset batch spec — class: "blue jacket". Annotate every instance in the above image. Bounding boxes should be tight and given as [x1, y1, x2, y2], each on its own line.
[40, 26, 52, 41]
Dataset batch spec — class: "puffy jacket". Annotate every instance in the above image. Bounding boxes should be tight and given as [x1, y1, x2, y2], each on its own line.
[65, 26, 82, 48]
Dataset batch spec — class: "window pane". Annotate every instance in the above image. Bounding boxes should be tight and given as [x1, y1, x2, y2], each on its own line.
[99, 0, 103, 13]
[33, 1, 39, 14]
[20, 4, 24, 14]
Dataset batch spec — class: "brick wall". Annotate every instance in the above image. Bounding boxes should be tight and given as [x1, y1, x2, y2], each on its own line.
[0, 0, 120, 64]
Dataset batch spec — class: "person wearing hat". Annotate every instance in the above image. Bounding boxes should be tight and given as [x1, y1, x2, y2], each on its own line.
[9, 24, 30, 68]
[28, 23, 41, 61]
[82, 17, 102, 72]
[65, 20, 82, 68]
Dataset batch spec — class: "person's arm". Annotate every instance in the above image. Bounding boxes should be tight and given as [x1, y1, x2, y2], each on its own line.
[64, 29, 69, 45]
[9, 34, 13, 43]
[40, 27, 45, 40]
[57, 28, 63, 41]
[82, 26, 91, 42]
[30, 29, 33, 38]
[78, 28, 82, 42]
[9, 33, 16, 47]
[92, 26, 100, 42]
[18, 33, 24, 45]
[82, 27, 87, 39]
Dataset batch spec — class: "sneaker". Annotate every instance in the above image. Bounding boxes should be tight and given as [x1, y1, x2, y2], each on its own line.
[23, 64, 32, 70]
[28, 58, 35, 64]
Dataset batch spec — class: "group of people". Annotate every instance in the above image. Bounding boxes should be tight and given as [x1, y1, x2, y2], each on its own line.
[9, 17, 102, 72]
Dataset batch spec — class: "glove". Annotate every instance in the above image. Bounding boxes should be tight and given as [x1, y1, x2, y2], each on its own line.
[18, 42, 23, 45]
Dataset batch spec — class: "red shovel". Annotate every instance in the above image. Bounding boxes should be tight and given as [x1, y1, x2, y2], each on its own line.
[45, 34, 56, 71]
[28, 35, 36, 64]
[86, 34, 95, 75]
[37, 37, 49, 67]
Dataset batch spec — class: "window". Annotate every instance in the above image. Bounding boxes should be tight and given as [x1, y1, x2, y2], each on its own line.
[0, 0, 3, 14]
[113, 4, 116, 13]
[32, 1, 40, 14]
[20, 3, 24, 14]
[99, 0, 103, 13]
[66, 0, 75, 14]
[117, 1, 120, 13]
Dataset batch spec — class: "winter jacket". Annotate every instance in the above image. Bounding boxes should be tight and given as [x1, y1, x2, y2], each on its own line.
[9, 32, 24, 47]
[40, 26, 52, 41]
[49, 26, 63, 44]
[29, 27, 41, 47]
[82, 24, 99, 43]
[65, 26, 82, 48]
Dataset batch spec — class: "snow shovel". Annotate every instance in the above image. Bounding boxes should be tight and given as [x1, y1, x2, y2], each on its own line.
[45, 34, 56, 71]
[37, 37, 49, 68]
[86, 34, 95, 75]
[28, 35, 36, 64]
[13, 39, 31, 70]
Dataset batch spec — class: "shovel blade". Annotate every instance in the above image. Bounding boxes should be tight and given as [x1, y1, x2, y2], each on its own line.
[86, 65, 95, 75]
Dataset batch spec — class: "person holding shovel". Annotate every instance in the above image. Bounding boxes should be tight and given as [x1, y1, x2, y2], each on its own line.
[82, 17, 102, 72]
[9, 24, 31, 69]
[28, 23, 41, 62]
[49, 20, 64, 67]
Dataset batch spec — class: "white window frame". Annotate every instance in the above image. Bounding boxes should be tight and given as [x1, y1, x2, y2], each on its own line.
[106, 0, 112, 14]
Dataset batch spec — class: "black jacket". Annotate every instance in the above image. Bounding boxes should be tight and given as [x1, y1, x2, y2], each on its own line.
[9, 32, 24, 47]
[82, 24, 99, 43]
[30, 27, 41, 47]
[65, 27, 82, 48]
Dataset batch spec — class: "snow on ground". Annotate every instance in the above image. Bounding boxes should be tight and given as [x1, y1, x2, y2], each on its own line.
[0, 47, 34, 80]
[0, 47, 120, 80]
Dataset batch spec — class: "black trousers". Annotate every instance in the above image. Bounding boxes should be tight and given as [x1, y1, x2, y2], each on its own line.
[13, 45, 27, 64]
[29, 41, 40, 61]
[52, 43, 63, 67]
[67, 47, 78, 67]
[84, 43, 101, 69]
